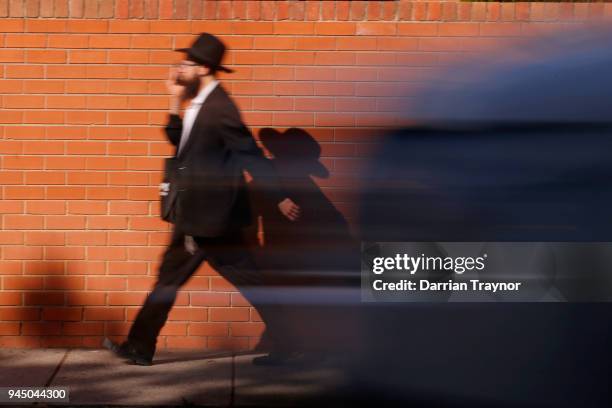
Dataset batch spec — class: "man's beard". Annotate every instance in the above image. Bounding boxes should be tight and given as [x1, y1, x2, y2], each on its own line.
[176, 74, 201, 102]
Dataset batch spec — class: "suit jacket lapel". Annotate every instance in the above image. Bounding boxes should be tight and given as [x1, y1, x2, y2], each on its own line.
[177, 84, 223, 160]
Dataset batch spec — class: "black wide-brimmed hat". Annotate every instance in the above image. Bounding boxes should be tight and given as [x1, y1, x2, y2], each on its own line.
[175, 32, 234, 73]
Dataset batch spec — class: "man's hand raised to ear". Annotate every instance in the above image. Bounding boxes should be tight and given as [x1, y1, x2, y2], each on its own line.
[166, 67, 185, 114]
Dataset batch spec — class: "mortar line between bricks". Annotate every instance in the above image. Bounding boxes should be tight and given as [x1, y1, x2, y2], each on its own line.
[44, 349, 71, 387]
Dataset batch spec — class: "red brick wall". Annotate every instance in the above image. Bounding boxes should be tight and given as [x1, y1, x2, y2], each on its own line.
[0, 0, 607, 349]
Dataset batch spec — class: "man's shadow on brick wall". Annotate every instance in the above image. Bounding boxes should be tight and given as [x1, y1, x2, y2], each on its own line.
[245, 127, 361, 354]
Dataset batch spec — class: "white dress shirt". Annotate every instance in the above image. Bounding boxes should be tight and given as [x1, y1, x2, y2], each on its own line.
[177, 79, 219, 155]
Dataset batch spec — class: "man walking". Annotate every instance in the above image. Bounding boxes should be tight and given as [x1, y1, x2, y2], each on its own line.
[104, 33, 300, 366]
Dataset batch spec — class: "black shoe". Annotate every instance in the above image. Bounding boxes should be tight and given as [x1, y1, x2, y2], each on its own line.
[103, 337, 153, 366]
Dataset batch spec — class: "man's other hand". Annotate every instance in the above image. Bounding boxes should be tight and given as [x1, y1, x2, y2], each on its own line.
[278, 198, 300, 221]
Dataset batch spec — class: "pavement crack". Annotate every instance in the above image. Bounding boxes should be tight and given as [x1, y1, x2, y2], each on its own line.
[44, 349, 71, 387]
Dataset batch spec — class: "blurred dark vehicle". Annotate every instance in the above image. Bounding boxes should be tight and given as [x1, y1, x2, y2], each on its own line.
[354, 26, 612, 407]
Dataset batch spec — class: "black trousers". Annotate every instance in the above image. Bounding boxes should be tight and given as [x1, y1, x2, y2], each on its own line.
[126, 226, 281, 359]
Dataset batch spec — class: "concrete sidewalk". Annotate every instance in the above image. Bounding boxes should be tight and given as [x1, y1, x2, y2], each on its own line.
[0, 349, 352, 407]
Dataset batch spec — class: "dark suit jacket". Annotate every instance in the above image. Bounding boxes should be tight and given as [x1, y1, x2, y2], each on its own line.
[164, 83, 285, 237]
